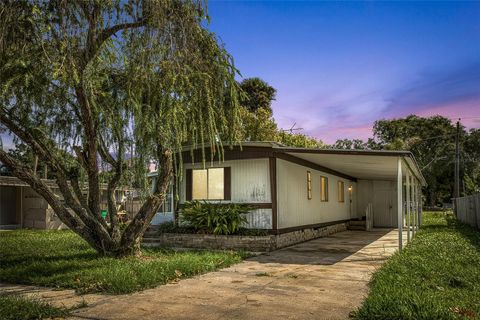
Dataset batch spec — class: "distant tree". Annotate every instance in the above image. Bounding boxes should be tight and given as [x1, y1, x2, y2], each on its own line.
[463, 128, 480, 194]
[237, 77, 324, 148]
[0, 1, 241, 256]
[332, 139, 367, 150]
[331, 138, 381, 150]
[238, 107, 278, 142]
[372, 115, 460, 206]
[277, 131, 325, 148]
[239, 78, 276, 114]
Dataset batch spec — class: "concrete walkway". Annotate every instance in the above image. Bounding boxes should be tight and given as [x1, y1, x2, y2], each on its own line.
[1, 229, 404, 320]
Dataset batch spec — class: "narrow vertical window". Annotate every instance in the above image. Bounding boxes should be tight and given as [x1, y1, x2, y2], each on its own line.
[338, 181, 345, 202]
[320, 176, 328, 202]
[307, 171, 312, 200]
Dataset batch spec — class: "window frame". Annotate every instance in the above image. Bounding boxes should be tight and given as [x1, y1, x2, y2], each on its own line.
[337, 180, 345, 203]
[320, 176, 329, 202]
[307, 171, 312, 200]
[186, 167, 231, 201]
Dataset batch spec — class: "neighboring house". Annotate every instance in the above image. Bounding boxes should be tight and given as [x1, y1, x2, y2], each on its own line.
[0, 176, 140, 230]
[171, 142, 426, 245]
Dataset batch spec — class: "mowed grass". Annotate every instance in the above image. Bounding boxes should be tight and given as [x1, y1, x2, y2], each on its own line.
[353, 212, 480, 320]
[0, 230, 246, 294]
[0, 294, 69, 320]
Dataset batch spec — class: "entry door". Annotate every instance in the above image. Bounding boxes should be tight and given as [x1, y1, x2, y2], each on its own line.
[373, 181, 395, 227]
[0, 186, 17, 225]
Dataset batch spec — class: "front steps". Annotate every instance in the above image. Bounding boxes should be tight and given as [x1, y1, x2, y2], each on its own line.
[348, 219, 366, 231]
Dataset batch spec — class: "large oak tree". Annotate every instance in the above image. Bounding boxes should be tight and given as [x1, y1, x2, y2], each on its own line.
[0, 0, 241, 256]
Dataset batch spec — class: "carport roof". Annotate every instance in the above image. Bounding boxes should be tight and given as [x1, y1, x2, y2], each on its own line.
[269, 143, 426, 185]
[183, 142, 426, 185]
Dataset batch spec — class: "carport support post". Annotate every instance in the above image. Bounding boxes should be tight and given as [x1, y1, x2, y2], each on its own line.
[413, 178, 417, 236]
[406, 170, 411, 243]
[397, 158, 403, 250]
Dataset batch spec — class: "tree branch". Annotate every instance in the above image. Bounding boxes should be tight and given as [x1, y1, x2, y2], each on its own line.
[96, 18, 147, 53]
[98, 135, 116, 166]
[0, 111, 68, 175]
[120, 147, 173, 252]
[0, 149, 90, 236]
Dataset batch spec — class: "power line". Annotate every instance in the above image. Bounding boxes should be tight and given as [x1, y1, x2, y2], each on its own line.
[414, 133, 456, 142]
[446, 116, 480, 120]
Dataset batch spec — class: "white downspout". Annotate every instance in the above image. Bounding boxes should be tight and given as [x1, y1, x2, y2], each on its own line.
[413, 178, 417, 236]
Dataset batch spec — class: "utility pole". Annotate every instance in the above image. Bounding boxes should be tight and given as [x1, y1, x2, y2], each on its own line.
[454, 119, 460, 200]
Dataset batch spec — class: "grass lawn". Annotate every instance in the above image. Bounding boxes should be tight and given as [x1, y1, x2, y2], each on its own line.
[0, 294, 69, 320]
[353, 212, 480, 320]
[0, 229, 246, 295]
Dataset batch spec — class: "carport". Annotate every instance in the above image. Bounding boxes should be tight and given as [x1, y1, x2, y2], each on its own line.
[276, 147, 427, 249]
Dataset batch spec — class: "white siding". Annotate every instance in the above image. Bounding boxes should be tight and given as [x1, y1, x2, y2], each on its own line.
[357, 179, 398, 227]
[276, 159, 356, 229]
[180, 159, 271, 203]
[244, 209, 272, 229]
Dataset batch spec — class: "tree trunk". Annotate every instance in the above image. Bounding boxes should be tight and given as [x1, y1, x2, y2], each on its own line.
[115, 149, 174, 257]
[0, 146, 173, 258]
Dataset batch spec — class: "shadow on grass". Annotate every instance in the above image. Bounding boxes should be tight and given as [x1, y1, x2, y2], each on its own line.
[446, 216, 480, 250]
[0, 252, 99, 267]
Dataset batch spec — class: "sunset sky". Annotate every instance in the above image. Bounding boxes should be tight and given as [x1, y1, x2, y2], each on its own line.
[207, 1, 480, 144]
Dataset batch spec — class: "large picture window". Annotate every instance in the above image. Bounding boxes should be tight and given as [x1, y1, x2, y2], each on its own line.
[320, 176, 328, 202]
[337, 181, 345, 203]
[188, 167, 230, 200]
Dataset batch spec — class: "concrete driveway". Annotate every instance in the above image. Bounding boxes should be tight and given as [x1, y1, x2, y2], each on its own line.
[67, 229, 401, 320]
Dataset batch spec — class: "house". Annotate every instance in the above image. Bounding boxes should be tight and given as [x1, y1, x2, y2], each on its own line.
[0, 176, 141, 230]
[170, 142, 426, 249]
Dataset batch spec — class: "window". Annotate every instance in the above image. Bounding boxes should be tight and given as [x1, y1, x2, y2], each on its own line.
[320, 176, 328, 202]
[307, 171, 312, 200]
[190, 167, 229, 200]
[338, 181, 345, 202]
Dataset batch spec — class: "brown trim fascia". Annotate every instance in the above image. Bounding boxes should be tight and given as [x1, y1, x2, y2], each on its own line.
[177, 202, 272, 209]
[270, 219, 351, 235]
[278, 147, 413, 157]
[223, 167, 232, 200]
[181, 146, 274, 164]
[275, 152, 357, 182]
[269, 157, 278, 230]
[185, 169, 192, 201]
[182, 148, 357, 182]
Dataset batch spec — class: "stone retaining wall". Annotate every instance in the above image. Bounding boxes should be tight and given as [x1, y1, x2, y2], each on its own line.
[143, 222, 349, 252]
[276, 222, 348, 249]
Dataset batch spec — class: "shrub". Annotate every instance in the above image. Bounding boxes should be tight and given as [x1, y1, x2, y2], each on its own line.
[156, 221, 269, 236]
[181, 201, 252, 235]
[157, 221, 197, 234]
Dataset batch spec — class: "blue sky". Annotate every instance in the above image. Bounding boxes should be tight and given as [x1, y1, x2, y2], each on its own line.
[207, 1, 480, 143]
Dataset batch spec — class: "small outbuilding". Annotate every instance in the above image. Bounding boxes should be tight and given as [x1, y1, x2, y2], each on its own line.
[0, 176, 141, 230]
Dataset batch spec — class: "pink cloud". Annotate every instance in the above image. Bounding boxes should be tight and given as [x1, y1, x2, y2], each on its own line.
[413, 99, 480, 130]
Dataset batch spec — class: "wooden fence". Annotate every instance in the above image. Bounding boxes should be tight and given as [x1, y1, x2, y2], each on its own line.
[455, 193, 480, 229]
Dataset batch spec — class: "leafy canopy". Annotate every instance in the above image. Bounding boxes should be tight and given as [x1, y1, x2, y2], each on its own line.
[0, 0, 242, 255]
[332, 115, 480, 204]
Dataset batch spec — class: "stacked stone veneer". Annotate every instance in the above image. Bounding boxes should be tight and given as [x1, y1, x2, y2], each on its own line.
[143, 222, 348, 252]
[275, 222, 348, 249]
